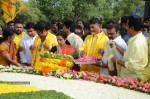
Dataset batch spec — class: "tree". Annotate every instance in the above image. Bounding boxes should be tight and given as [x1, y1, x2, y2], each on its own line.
[14, 0, 145, 24]
[35, 0, 113, 22]
[113, 0, 145, 18]
[35, 0, 74, 21]
[15, 0, 47, 23]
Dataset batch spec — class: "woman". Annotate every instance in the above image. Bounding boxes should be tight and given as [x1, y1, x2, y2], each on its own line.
[0, 29, 22, 66]
[56, 31, 75, 55]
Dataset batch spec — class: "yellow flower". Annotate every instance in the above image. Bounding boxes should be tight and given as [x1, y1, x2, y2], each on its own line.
[35, 58, 74, 72]
[0, 84, 42, 94]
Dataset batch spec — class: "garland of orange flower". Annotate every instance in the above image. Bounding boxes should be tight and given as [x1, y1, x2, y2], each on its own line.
[35, 52, 74, 75]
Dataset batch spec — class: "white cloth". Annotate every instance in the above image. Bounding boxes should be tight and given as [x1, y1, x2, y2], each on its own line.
[101, 36, 127, 76]
[114, 36, 127, 76]
[19, 35, 37, 64]
[67, 33, 83, 52]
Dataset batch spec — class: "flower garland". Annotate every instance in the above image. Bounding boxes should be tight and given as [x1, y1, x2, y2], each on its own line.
[34, 52, 74, 75]
[0, 66, 150, 94]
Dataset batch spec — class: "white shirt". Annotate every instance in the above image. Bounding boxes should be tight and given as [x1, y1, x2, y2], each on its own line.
[101, 36, 127, 76]
[20, 35, 37, 64]
[67, 33, 83, 52]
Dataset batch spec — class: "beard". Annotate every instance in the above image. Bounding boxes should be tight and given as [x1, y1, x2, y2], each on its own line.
[15, 30, 22, 35]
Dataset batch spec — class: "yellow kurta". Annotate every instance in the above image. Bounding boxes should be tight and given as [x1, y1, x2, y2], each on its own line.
[140, 34, 150, 82]
[79, 31, 108, 73]
[31, 31, 58, 66]
[13, 32, 26, 50]
[121, 33, 148, 78]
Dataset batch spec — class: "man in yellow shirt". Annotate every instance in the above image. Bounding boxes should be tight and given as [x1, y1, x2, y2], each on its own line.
[111, 16, 148, 78]
[79, 17, 108, 73]
[13, 19, 26, 62]
[31, 21, 61, 66]
[13, 19, 26, 50]
[140, 38, 150, 82]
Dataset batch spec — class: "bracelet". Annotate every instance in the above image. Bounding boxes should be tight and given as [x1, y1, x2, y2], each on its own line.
[116, 58, 119, 64]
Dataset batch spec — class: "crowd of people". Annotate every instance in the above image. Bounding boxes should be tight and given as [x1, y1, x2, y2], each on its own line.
[0, 15, 150, 82]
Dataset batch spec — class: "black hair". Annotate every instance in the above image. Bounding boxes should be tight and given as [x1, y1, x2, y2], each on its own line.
[106, 24, 121, 33]
[142, 24, 149, 31]
[14, 19, 24, 25]
[57, 22, 63, 31]
[84, 23, 89, 29]
[63, 20, 75, 32]
[89, 17, 102, 25]
[35, 21, 50, 31]
[76, 19, 84, 24]
[128, 16, 143, 31]
[51, 20, 58, 25]
[25, 22, 35, 29]
[3, 29, 14, 40]
[56, 31, 70, 45]
[106, 19, 117, 25]
[7, 21, 14, 26]
[143, 17, 149, 22]
[56, 31, 67, 40]
[120, 16, 129, 25]
[46, 22, 51, 30]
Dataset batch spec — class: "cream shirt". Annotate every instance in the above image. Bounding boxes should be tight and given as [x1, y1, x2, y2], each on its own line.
[121, 32, 148, 78]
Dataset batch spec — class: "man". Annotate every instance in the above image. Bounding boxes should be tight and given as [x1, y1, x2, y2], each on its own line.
[51, 20, 58, 34]
[111, 16, 148, 78]
[120, 16, 131, 44]
[7, 21, 14, 31]
[79, 17, 108, 73]
[76, 19, 84, 29]
[13, 19, 26, 50]
[63, 20, 83, 53]
[19, 22, 37, 66]
[74, 25, 84, 38]
[31, 21, 61, 66]
[102, 24, 127, 76]
[140, 38, 150, 83]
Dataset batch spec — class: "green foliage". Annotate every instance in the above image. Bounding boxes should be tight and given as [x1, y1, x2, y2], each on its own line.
[15, 0, 47, 23]
[113, 0, 145, 18]
[40, 52, 74, 61]
[11, 0, 145, 24]
[0, 90, 72, 99]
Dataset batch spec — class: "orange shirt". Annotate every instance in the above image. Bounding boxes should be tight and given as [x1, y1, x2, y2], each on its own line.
[0, 42, 17, 66]
[62, 45, 75, 55]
